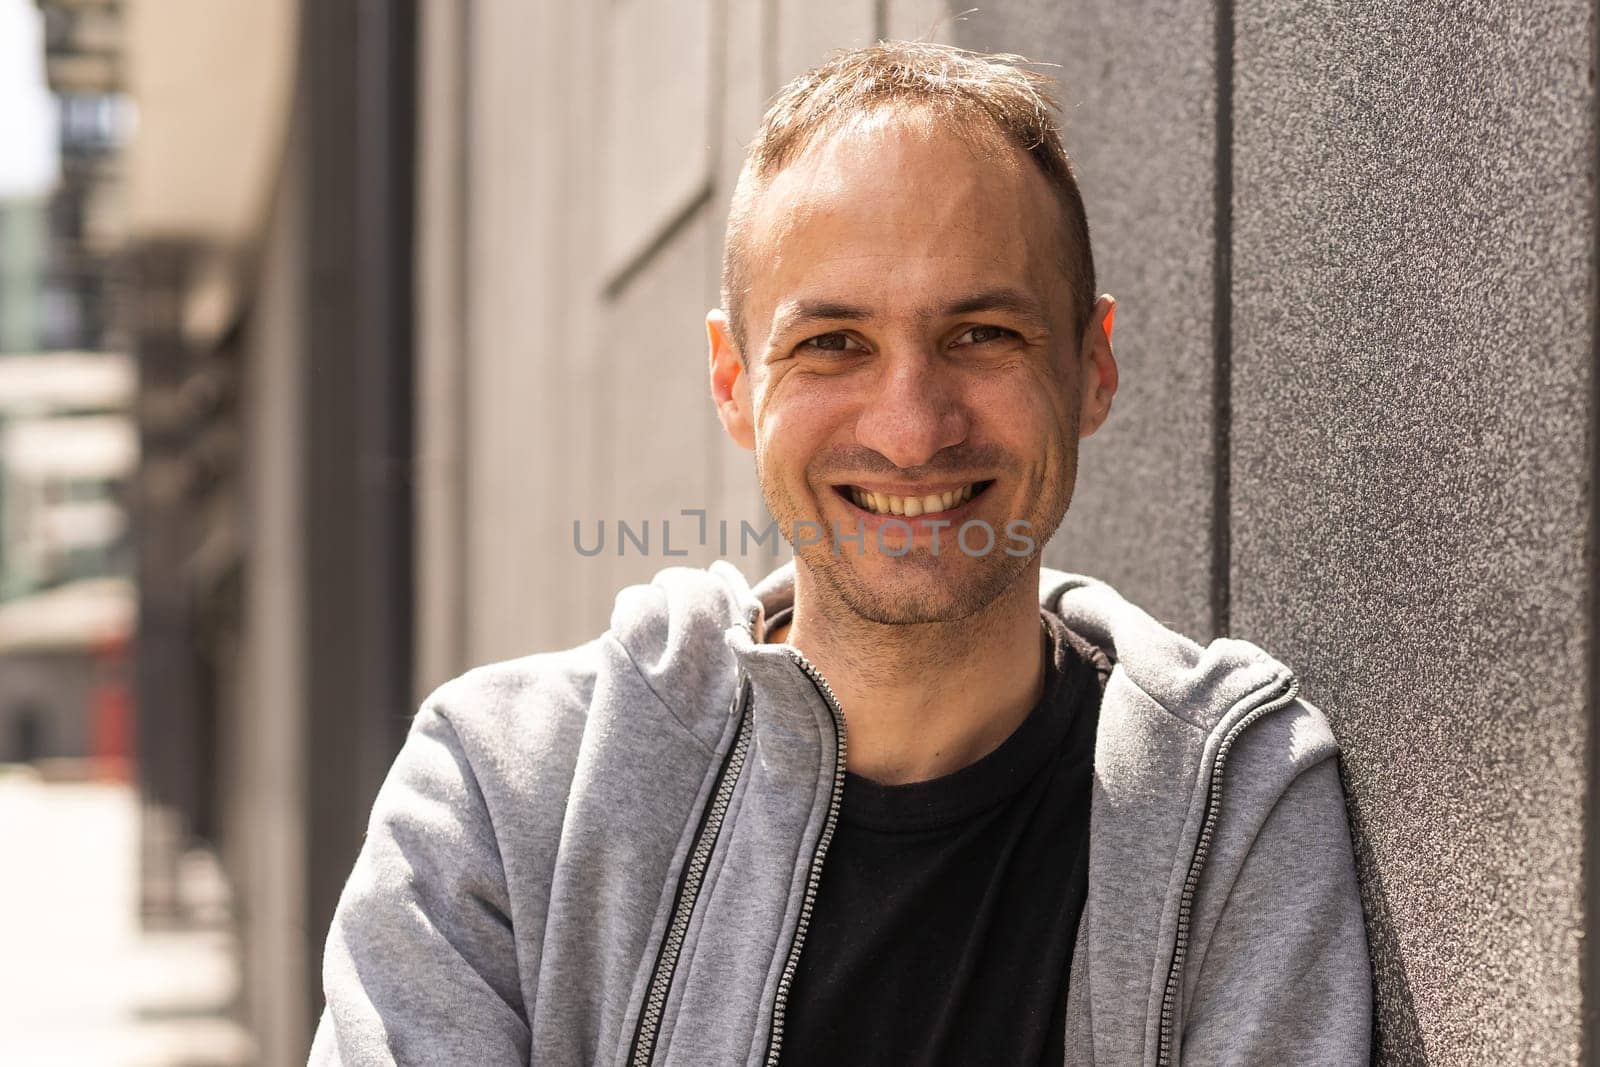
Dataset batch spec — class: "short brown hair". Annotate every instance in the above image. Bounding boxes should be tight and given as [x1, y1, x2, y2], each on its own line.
[720, 41, 1095, 358]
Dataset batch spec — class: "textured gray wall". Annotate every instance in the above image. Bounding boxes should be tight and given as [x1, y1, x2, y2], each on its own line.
[1231, 2, 1595, 1062]
[461, 0, 606, 659]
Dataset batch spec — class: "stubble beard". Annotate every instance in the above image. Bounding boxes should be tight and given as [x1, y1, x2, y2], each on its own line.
[755, 448, 1078, 629]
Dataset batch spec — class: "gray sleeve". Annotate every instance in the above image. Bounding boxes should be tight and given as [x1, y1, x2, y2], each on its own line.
[1180, 756, 1373, 1066]
[308, 702, 531, 1066]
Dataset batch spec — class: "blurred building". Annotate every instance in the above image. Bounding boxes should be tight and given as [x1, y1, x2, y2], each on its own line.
[0, 198, 47, 352]
[36, 0, 128, 351]
[97, 1, 406, 1060]
[0, 352, 134, 596]
[0, 353, 135, 766]
[0, 0, 133, 774]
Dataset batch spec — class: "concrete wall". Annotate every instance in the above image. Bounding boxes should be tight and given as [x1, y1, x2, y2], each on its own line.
[232, 93, 308, 1066]
[416, 1, 1598, 1063]
[1228, 4, 1595, 1062]
[231, 6, 415, 1059]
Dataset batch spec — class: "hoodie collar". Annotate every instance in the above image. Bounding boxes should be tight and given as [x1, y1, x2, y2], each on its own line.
[714, 559, 1292, 736]
[709, 560, 828, 736]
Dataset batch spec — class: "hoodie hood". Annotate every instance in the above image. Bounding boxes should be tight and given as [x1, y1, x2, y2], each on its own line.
[608, 558, 1296, 743]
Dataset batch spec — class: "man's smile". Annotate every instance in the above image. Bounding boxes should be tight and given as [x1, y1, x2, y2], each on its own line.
[832, 479, 998, 519]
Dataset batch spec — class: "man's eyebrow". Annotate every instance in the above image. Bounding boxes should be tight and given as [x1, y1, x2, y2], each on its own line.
[936, 287, 1052, 330]
[768, 287, 1052, 343]
[767, 300, 875, 343]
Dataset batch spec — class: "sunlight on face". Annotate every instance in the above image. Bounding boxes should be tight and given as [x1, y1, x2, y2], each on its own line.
[738, 110, 1086, 624]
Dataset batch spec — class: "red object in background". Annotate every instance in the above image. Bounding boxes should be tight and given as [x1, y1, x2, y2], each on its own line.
[89, 633, 134, 782]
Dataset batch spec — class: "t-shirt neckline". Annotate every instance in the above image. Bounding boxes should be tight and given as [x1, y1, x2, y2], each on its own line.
[763, 605, 1101, 833]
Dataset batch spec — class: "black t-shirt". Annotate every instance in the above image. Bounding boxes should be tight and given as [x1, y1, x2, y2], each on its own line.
[774, 607, 1107, 1067]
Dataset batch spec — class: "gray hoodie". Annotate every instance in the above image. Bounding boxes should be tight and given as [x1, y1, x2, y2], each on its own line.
[309, 561, 1372, 1066]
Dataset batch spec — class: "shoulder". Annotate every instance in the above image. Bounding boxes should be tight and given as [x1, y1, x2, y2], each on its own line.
[418, 561, 752, 784]
[1040, 566, 1343, 786]
[603, 562, 751, 735]
[407, 639, 609, 814]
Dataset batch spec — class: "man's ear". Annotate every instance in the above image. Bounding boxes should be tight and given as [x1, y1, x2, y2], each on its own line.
[1077, 294, 1119, 439]
[708, 308, 756, 451]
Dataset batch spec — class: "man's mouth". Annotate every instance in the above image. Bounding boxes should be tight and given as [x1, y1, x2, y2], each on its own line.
[834, 479, 995, 517]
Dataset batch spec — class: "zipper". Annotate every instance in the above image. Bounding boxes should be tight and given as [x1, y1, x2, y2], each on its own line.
[1153, 674, 1300, 1066]
[762, 647, 849, 1067]
[627, 673, 754, 1067]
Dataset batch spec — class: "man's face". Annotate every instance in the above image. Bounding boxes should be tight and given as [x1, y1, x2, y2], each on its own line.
[709, 110, 1117, 625]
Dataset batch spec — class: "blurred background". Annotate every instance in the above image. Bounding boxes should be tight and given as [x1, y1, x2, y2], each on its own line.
[0, 1, 1594, 1065]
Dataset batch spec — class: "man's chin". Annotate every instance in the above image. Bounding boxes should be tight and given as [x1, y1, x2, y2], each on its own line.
[799, 544, 1027, 626]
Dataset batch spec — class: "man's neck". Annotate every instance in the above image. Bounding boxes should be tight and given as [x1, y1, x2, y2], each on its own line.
[773, 562, 1049, 785]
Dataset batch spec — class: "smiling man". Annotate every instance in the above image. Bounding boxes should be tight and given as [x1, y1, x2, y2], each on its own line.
[310, 42, 1372, 1066]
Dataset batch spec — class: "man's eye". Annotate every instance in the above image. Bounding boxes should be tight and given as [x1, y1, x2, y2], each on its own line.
[954, 324, 1015, 346]
[800, 332, 863, 353]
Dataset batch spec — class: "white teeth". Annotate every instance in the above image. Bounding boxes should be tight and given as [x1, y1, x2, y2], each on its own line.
[849, 483, 984, 515]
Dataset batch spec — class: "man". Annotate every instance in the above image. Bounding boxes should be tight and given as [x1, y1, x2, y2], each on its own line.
[311, 41, 1371, 1065]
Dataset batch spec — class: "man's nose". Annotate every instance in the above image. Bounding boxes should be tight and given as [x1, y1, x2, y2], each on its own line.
[853, 348, 969, 471]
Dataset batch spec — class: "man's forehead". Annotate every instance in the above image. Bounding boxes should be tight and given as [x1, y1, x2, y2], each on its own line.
[754, 114, 1034, 221]
[739, 119, 1066, 339]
